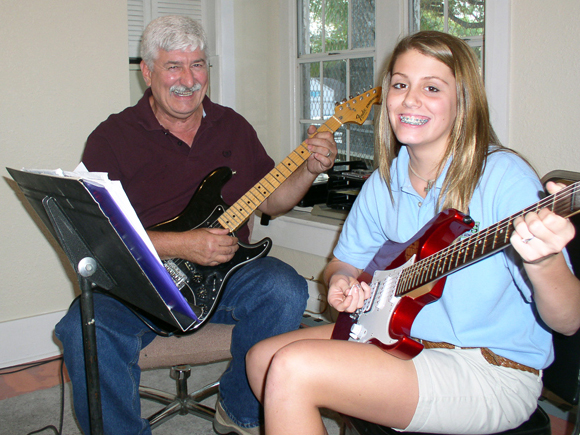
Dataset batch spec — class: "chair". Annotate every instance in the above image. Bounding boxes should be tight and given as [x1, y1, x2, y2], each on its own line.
[344, 170, 580, 435]
[138, 323, 234, 429]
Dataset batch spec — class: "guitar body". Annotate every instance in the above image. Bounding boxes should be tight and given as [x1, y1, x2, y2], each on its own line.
[142, 88, 382, 333]
[150, 167, 272, 332]
[332, 209, 474, 359]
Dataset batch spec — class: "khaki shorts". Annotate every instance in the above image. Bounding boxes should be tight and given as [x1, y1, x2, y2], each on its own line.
[401, 347, 542, 434]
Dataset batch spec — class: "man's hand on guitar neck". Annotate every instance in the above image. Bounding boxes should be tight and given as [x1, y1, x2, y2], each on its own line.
[148, 227, 239, 267]
[304, 125, 337, 175]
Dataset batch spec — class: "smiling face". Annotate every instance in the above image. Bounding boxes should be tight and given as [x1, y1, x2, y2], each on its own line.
[141, 47, 209, 125]
[386, 49, 457, 158]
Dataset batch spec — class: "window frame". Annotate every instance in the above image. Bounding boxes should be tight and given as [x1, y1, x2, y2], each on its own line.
[290, 0, 399, 165]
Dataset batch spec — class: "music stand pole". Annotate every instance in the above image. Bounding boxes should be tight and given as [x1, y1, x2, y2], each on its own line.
[77, 257, 103, 435]
[41, 197, 105, 435]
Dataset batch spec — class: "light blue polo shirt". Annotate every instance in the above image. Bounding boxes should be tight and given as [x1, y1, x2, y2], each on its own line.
[334, 146, 559, 369]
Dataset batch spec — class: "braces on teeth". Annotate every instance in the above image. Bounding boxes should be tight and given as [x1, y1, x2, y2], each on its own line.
[400, 115, 428, 126]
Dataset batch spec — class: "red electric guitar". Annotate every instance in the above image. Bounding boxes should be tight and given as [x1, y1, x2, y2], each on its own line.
[332, 176, 580, 359]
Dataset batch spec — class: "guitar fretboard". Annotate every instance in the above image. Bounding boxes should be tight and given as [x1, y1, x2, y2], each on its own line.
[215, 87, 381, 232]
[396, 181, 580, 296]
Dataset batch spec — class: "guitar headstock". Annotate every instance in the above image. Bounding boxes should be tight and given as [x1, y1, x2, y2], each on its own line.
[332, 87, 382, 125]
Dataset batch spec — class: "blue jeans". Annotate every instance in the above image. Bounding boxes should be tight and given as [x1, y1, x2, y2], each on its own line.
[55, 257, 307, 434]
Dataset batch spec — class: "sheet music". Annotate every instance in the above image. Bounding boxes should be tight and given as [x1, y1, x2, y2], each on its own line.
[22, 163, 161, 264]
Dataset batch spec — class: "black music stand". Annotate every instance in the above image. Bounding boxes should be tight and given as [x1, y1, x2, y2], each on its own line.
[7, 167, 199, 434]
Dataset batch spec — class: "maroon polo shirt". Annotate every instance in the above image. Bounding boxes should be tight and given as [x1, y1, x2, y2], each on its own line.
[82, 88, 274, 243]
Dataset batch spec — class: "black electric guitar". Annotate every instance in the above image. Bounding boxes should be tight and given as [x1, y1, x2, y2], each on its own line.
[151, 87, 382, 333]
[332, 177, 580, 359]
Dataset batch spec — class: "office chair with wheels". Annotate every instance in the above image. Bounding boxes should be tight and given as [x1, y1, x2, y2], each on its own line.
[138, 323, 234, 429]
[344, 171, 580, 435]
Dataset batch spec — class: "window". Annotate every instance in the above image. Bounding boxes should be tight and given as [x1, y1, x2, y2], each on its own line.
[297, 0, 377, 168]
[127, 0, 203, 60]
[409, 0, 485, 67]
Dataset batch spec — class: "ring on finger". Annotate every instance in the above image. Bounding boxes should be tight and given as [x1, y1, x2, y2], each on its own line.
[326, 151, 331, 158]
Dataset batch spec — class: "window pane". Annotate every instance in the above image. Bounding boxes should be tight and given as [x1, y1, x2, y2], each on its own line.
[419, 0, 445, 31]
[350, 57, 374, 104]
[302, 62, 322, 120]
[413, 1, 485, 69]
[325, 0, 348, 51]
[323, 60, 347, 116]
[418, 0, 484, 37]
[299, 0, 323, 54]
[448, 0, 484, 37]
[352, 0, 376, 49]
[334, 126, 347, 161]
[350, 123, 374, 167]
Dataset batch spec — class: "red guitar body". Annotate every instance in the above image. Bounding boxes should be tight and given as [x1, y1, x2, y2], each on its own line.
[331, 208, 475, 359]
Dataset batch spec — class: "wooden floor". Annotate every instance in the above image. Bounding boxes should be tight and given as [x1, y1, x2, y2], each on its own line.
[0, 356, 576, 435]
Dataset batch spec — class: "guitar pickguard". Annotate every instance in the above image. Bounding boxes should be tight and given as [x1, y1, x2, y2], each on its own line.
[348, 258, 415, 347]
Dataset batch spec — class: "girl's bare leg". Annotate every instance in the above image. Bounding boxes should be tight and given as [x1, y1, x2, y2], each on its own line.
[246, 324, 419, 435]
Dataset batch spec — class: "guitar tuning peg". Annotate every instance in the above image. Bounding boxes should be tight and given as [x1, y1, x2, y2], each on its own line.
[335, 101, 340, 106]
[349, 95, 354, 100]
[342, 98, 347, 103]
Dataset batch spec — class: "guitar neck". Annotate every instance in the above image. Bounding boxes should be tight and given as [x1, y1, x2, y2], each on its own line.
[397, 181, 580, 296]
[217, 117, 344, 232]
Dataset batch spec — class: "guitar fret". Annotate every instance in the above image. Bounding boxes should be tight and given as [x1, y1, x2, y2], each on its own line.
[244, 191, 263, 208]
[396, 269, 410, 296]
[321, 118, 341, 133]
[219, 209, 246, 229]
[264, 173, 282, 190]
[237, 193, 260, 209]
[288, 150, 308, 166]
[436, 253, 450, 279]
[270, 166, 291, 182]
[282, 158, 300, 171]
[256, 179, 275, 195]
[425, 255, 437, 281]
[412, 261, 425, 288]
[294, 143, 311, 160]
[273, 164, 293, 179]
[473, 233, 485, 258]
[229, 198, 254, 220]
[250, 185, 268, 201]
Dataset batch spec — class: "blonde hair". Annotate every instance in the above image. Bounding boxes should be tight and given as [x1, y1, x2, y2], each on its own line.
[377, 31, 505, 214]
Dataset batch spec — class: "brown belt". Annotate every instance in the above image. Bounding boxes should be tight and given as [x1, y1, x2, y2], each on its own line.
[420, 340, 540, 376]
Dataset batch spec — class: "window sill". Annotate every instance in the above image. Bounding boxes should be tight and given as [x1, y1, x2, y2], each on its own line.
[251, 209, 345, 258]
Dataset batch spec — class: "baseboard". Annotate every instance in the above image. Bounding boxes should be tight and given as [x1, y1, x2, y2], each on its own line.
[0, 281, 330, 369]
[0, 310, 66, 369]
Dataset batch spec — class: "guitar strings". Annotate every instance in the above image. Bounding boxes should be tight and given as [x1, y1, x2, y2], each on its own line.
[396, 182, 579, 296]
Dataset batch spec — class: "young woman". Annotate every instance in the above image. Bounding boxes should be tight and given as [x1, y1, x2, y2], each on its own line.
[245, 31, 580, 435]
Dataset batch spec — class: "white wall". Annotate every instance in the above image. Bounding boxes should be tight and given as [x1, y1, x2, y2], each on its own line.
[0, 1, 129, 331]
[508, 1, 580, 177]
[232, 0, 285, 162]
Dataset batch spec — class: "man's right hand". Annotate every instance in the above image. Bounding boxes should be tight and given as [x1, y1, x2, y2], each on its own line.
[148, 227, 239, 267]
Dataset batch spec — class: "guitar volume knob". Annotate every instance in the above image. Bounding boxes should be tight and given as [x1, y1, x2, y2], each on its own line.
[349, 323, 367, 341]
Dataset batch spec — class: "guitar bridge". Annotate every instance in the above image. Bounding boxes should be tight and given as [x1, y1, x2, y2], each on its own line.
[163, 259, 190, 290]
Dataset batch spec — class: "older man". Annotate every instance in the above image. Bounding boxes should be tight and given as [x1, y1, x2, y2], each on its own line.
[55, 15, 336, 435]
